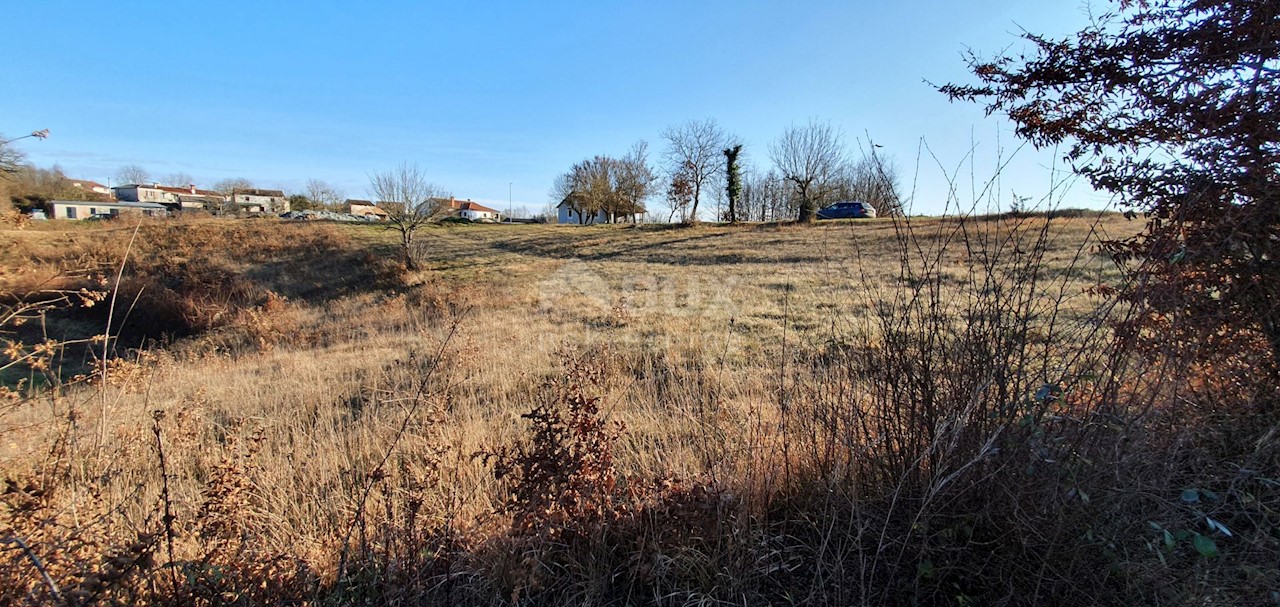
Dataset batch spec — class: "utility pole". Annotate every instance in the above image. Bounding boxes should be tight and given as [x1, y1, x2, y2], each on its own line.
[507, 182, 512, 223]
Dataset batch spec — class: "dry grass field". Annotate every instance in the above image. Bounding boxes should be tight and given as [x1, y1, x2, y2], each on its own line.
[2, 214, 1276, 606]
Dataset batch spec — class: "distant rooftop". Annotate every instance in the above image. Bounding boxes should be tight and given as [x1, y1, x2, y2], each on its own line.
[233, 188, 285, 198]
[111, 183, 223, 197]
[69, 179, 108, 190]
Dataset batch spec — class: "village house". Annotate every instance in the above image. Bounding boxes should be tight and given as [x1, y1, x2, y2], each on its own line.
[450, 198, 502, 221]
[160, 184, 225, 211]
[46, 200, 167, 220]
[112, 183, 227, 212]
[68, 179, 113, 198]
[345, 199, 389, 220]
[231, 188, 289, 214]
[425, 196, 504, 222]
[556, 194, 645, 224]
[422, 195, 501, 221]
[112, 183, 178, 204]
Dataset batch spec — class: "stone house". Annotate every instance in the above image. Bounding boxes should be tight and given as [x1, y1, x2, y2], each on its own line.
[231, 188, 289, 214]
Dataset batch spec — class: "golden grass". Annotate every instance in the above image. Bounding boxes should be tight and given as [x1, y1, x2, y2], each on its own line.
[4, 213, 1190, 603]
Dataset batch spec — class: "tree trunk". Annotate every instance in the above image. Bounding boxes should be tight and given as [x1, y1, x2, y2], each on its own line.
[401, 230, 417, 270]
[689, 183, 701, 223]
[798, 201, 816, 223]
[797, 185, 816, 223]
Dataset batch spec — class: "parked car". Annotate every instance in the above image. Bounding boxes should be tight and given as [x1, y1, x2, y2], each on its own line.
[816, 201, 877, 220]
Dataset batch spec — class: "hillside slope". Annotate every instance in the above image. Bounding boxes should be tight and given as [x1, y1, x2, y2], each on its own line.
[5, 214, 1272, 607]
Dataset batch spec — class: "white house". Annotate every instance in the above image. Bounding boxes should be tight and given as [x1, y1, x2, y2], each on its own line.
[68, 179, 112, 197]
[112, 183, 177, 204]
[429, 197, 503, 221]
[556, 195, 644, 224]
[452, 199, 501, 221]
[47, 200, 167, 220]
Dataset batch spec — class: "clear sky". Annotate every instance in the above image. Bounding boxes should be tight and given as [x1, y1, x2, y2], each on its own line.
[3, 1, 1109, 216]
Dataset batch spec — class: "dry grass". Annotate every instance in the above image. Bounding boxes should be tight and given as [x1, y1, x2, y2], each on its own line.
[2, 214, 1275, 605]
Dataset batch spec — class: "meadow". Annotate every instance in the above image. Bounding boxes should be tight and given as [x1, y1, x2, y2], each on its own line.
[2, 214, 1276, 606]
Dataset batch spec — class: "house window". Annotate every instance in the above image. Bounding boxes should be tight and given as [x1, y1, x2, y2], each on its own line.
[67, 207, 77, 219]
[89, 208, 97, 215]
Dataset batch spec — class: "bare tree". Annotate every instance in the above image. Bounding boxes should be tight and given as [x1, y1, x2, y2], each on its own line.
[769, 120, 848, 223]
[115, 164, 151, 185]
[613, 140, 657, 222]
[552, 142, 655, 225]
[305, 179, 344, 210]
[211, 177, 255, 197]
[551, 158, 608, 224]
[0, 141, 27, 179]
[211, 178, 256, 215]
[833, 154, 904, 217]
[368, 163, 449, 270]
[160, 172, 196, 187]
[742, 168, 794, 222]
[661, 118, 728, 223]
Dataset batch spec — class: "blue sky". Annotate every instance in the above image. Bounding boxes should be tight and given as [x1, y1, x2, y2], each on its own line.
[3, 1, 1108, 216]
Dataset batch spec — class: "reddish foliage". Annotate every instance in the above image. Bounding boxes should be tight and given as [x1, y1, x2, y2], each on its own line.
[942, 0, 1280, 381]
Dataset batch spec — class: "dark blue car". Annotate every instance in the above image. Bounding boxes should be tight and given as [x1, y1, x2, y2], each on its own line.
[816, 201, 877, 220]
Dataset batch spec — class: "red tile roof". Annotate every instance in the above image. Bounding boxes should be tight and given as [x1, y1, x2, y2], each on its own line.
[458, 201, 500, 214]
[431, 197, 501, 214]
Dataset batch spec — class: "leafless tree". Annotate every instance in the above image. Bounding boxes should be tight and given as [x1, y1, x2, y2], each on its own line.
[551, 159, 606, 224]
[552, 142, 655, 225]
[536, 202, 557, 223]
[115, 164, 151, 186]
[614, 140, 657, 221]
[0, 141, 27, 179]
[211, 177, 255, 197]
[1, 130, 47, 179]
[160, 172, 196, 188]
[368, 163, 449, 270]
[211, 178, 256, 215]
[661, 118, 728, 222]
[769, 120, 848, 223]
[305, 179, 344, 210]
[742, 168, 794, 222]
[832, 154, 904, 217]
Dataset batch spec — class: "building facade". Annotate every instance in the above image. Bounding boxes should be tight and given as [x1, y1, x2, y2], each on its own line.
[47, 200, 168, 220]
[231, 189, 289, 214]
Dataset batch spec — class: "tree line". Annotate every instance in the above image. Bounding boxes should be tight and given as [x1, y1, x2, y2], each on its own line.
[552, 118, 905, 225]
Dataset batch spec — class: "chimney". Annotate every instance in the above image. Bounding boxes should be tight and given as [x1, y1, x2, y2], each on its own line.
[189, 184, 196, 194]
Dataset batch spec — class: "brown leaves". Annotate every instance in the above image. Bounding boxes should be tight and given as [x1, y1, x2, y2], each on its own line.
[945, 0, 1280, 375]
